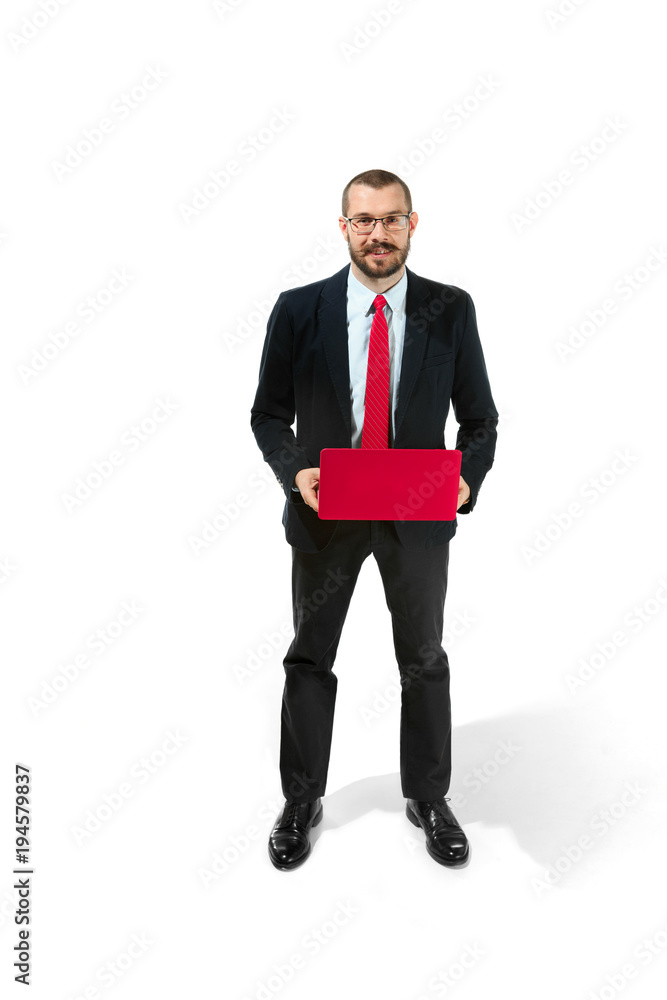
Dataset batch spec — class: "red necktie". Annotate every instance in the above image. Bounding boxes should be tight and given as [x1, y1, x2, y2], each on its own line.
[361, 294, 390, 449]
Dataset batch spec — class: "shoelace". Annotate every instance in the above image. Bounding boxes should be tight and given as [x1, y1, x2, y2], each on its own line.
[422, 798, 454, 822]
[280, 801, 312, 828]
[284, 802, 300, 824]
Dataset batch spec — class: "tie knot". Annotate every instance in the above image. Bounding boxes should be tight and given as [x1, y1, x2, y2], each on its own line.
[373, 294, 387, 312]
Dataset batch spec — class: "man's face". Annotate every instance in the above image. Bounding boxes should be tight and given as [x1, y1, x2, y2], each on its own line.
[339, 182, 418, 281]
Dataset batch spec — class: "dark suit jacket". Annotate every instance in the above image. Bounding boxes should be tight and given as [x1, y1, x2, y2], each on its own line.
[250, 263, 498, 552]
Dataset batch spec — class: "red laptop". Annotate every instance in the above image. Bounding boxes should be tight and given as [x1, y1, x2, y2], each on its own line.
[317, 448, 462, 521]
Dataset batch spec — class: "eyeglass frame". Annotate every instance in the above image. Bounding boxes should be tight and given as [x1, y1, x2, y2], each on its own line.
[342, 213, 414, 233]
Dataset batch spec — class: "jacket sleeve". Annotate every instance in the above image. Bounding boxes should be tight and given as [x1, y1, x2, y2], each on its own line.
[250, 293, 312, 504]
[451, 292, 498, 515]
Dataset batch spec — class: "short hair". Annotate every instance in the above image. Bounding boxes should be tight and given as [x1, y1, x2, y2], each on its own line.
[342, 169, 412, 218]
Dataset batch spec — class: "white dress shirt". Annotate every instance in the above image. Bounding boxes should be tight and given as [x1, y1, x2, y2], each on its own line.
[346, 266, 408, 448]
[291, 267, 408, 491]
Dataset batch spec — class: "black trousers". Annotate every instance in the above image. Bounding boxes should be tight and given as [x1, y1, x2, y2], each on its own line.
[280, 518, 452, 804]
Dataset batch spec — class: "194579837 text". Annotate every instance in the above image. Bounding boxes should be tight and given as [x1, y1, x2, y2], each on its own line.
[14, 763, 32, 985]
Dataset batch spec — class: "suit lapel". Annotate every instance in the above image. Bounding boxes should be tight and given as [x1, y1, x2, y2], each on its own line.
[394, 266, 431, 439]
[320, 265, 353, 444]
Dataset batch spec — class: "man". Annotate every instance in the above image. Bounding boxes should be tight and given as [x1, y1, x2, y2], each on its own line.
[250, 168, 498, 871]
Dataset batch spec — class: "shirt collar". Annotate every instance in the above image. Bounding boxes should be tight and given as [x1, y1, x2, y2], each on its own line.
[347, 265, 408, 316]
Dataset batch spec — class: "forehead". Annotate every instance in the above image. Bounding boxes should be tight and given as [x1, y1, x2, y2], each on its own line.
[347, 182, 407, 215]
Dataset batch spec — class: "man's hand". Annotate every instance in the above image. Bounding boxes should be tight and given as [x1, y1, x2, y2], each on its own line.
[456, 476, 471, 511]
[295, 467, 320, 511]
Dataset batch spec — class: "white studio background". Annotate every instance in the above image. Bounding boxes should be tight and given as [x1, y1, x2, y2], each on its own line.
[1, 1, 666, 998]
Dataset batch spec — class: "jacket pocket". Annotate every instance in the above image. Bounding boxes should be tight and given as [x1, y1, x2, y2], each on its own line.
[419, 350, 454, 370]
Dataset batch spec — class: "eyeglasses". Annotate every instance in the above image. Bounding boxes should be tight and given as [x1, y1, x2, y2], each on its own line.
[343, 214, 412, 234]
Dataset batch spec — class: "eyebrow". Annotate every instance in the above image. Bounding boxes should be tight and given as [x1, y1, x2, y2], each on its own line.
[349, 211, 406, 217]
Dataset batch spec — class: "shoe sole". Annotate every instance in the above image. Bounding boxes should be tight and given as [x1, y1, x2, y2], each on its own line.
[406, 803, 470, 868]
[268, 802, 324, 872]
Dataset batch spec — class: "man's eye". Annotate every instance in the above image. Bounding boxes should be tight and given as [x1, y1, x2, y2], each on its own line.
[356, 218, 373, 225]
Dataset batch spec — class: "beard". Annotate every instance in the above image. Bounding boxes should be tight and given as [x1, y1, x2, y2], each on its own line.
[346, 232, 411, 280]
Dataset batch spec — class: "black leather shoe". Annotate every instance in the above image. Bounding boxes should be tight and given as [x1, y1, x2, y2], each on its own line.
[268, 798, 323, 871]
[406, 798, 470, 867]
